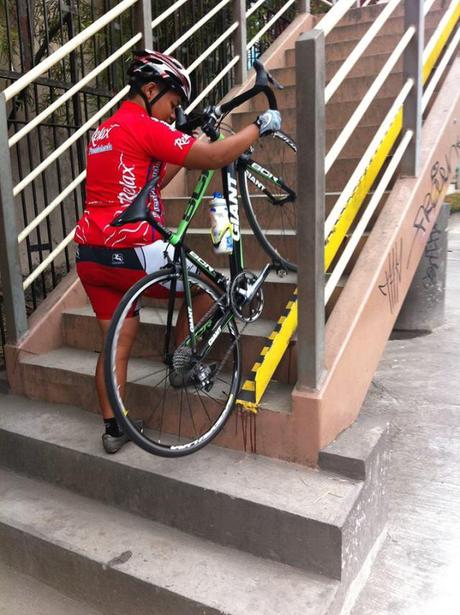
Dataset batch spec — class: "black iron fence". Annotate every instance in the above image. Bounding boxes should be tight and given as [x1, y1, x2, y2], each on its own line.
[0, 295, 5, 369]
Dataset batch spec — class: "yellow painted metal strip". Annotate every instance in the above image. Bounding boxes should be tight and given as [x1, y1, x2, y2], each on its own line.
[253, 300, 298, 405]
[325, 109, 403, 270]
[423, 2, 460, 84]
[237, 4, 459, 414]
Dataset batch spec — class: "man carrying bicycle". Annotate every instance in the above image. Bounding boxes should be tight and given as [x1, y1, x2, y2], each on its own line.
[74, 49, 281, 454]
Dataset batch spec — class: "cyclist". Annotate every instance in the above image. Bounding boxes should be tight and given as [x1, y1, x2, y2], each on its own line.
[74, 49, 281, 454]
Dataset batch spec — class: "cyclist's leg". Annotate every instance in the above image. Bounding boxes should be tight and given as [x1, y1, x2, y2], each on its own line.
[95, 316, 138, 419]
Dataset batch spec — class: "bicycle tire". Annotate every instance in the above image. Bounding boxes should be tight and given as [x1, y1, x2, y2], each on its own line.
[238, 130, 297, 272]
[104, 269, 241, 457]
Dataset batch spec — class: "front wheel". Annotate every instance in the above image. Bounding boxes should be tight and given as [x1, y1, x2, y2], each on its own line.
[238, 130, 297, 272]
[104, 269, 241, 457]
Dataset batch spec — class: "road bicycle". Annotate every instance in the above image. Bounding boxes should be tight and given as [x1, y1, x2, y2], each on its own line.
[104, 61, 297, 457]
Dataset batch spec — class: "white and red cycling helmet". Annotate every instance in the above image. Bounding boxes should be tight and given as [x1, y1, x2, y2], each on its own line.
[127, 49, 191, 105]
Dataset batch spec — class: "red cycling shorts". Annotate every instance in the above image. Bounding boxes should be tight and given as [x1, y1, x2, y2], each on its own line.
[76, 241, 182, 320]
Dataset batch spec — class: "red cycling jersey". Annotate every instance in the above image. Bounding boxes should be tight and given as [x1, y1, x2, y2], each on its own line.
[74, 100, 195, 248]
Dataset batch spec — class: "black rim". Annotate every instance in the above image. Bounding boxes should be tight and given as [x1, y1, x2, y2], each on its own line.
[239, 131, 297, 272]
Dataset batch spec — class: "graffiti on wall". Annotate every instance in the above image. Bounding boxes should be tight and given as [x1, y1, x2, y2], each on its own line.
[378, 238, 403, 314]
[407, 136, 460, 269]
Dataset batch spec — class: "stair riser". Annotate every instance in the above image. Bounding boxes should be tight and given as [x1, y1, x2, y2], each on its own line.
[62, 312, 295, 382]
[166, 193, 345, 233]
[338, 1, 445, 25]
[286, 29, 435, 64]
[279, 59, 386, 89]
[0, 427, 344, 579]
[186, 157, 389, 194]
[233, 96, 394, 135]
[324, 11, 442, 44]
[183, 233, 297, 271]
[0, 523, 212, 615]
[164, 196, 295, 229]
[189, 158, 378, 194]
[248, 73, 403, 111]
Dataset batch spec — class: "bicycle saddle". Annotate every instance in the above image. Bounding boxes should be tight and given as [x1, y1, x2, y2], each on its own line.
[110, 176, 159, 227]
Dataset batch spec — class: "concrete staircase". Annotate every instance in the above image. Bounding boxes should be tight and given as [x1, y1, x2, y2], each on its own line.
[0, 392, 389, 614]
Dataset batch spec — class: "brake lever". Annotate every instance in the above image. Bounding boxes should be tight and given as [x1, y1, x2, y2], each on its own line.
[175, 106, 203, 135]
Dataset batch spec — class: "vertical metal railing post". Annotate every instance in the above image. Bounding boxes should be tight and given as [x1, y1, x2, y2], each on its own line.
[296, 1, 310, 13]
[134, 0, 153, 50]
[233, 0, 247, 84]
[401, 0, 424, 176]
[0, 93, 28, 344]
[295, 30, 326, 390]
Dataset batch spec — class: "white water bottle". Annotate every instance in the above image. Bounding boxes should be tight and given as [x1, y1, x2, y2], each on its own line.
[209, 192, 233, 254]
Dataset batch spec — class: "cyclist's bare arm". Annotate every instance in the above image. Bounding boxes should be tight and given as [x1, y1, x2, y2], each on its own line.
[183, 124, 259, 170]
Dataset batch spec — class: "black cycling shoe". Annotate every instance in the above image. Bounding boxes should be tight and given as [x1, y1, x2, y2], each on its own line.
[102, 419, 143, 454]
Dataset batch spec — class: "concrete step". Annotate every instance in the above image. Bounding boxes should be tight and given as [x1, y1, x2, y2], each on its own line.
[248, 72, 403, 110]
[337, 0, 445, 26]
[164, 195, 253, 228]
[62, 304, 296, 383]
[325, 53, 400, 82]
[18, 346, 295, 418]
[165, 191, 357, 231]
[232, 95, 395, 135]
[0, 559, 102, 615]
[0, 393, 389, 588]
[286, 29, 436, 64]
[186, 156, 384, 195]
[0, 466, 343, 615]
[324, 10, 443, 44]
[183, 227, 297, 271]
[164, 194, 296, 230]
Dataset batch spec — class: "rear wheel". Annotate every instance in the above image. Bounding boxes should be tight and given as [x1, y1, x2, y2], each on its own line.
[238, 130, 297, 272]
[104, 269, 241, 457]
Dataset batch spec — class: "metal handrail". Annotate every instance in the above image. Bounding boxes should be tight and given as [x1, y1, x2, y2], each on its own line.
[23, 231, 76, 290]
[422, 24, 460, 110]
[8, 32, 143, 148]
[151, 0, 189, 29]
[18, 171, 86, 244]
[246, 0, 267, 18]
[325, 78, 414, 237]
[325, 25, 415, 173]
[165, 0, 232, 55]
[423, 0, 460, 73]
[187, 22, 239, 74]
[2, 0, 138, 102]
[325, 129, 414, 303]
[325, 0, 402, 103]
[187, 56, 240, 112]
[424, 0, 438, 15]
[314, 0, 357, 36]
[247, 0, 297, 49]
[13, 88, 128, 197]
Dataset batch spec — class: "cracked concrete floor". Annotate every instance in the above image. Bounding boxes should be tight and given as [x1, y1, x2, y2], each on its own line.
[351, 213, 460, 615]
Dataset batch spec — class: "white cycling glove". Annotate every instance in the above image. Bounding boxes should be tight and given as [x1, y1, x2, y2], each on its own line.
[254, 109, 281, 137]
